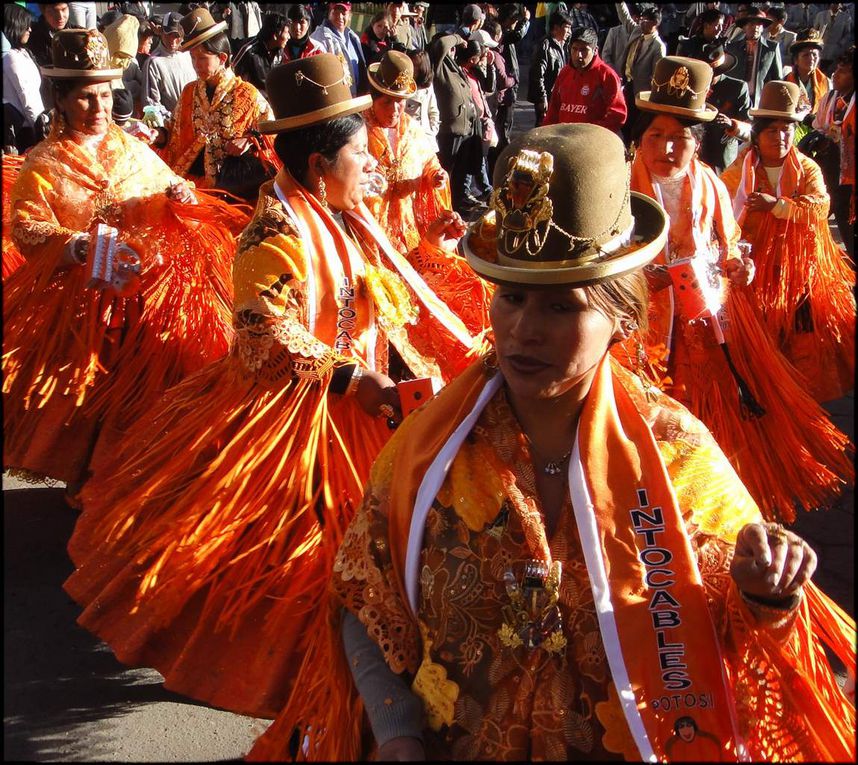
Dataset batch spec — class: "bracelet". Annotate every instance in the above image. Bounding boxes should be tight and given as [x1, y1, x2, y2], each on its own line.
[345, 365, 364, 397]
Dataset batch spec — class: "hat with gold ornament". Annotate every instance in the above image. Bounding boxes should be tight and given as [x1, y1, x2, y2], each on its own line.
[749, 79, 803, 121]
[460, 124, 668, 287]
[636, 55, 717, 122]
[179, 7, 228, 52]
[789, 27, 824, 54]
[40, 28, 124, 81]
[260, 53, 371, 133]
[368, 50, 418, 99]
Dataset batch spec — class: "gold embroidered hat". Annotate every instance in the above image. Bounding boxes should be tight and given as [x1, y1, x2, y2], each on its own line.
[368, 50, 418, 99]
[461, 124, 668, 287]
[749, 80, 803, 121]
[790, 28, 825, 54]
[636, 56, 718, 122]
[259, 54, 372, 133]
[40, 29, 124, 81]
[179, 8, 228, 52]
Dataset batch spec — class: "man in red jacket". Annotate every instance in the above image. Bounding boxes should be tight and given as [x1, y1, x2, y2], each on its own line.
[544, 26, 627, 133]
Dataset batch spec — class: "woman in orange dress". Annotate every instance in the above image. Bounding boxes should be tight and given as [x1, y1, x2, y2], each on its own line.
[151, 8, 275, 198]
[3, 29, 243, 494]
[624, 57, 852, 523]
[721, 80, 855, 403]
[784, 29, 829, 144]
[247, 124, 855, 764]
[64, 54, 491, 721]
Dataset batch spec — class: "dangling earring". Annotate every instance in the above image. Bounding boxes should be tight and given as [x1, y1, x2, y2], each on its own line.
[482, 348, 499, 376]
[318, 176, 328, 208]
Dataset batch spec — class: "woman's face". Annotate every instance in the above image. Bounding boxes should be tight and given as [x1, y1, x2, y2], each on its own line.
[795, 47, 820, 76]
[289, 17, 309, 40]
[190, 45, 226, 82]
[316, 125, 377, 211]
[755, 120, 794, 164]
[639, 114, 700, 178]
[491, 285, 617, 402]
[371, 94, 405, 127]
[372, 19, 390, 38]
[59, 80, 113, 135]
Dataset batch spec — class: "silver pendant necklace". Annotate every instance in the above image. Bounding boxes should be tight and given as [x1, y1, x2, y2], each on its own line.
[542, 450, 572, 476]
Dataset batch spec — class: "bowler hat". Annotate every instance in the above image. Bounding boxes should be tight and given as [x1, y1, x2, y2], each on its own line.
[179, 8, 228, 52]
[368, 51, 418, 98]
[260, 54, 371, 133]
[461, 124, 668, 286]
[749, 80, 803, 121]
[636, 56, 717, 122]
[40, 29, 124, 81]
[789, 28, 824, 54]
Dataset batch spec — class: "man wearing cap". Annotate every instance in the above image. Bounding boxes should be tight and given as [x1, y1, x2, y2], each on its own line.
[141, 10, 195, 118]
[459, 4, 485, 39]
[726, 7, 783, 108]
[544, 26, 627, 134]
[692, 39, 751, 171]
[310, 2, 369, 96]
[812, 3, 853, 74]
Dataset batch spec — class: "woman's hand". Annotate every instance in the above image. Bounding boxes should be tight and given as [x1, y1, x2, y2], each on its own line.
[745, 191, 778, 213]
[355, 370, 402, 422]
[424, 210, 467, 251]
[166, 181, 197, 204]
[724, 256, 755, 286]
[224, 137, 251, 156]
[730, 522, 817, 601]
[376, 737, 425, 761]
[431, 168, 448, 189]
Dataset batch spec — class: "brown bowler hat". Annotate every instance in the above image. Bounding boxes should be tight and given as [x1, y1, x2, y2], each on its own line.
[790, 28, 824, 54]
[179, 8, 228, 52]
[39, 29, 123, 81]
[749, 80, 803, 121]
[636, 56, 717, 122]
[260, 54, 371, 133]
[368, 51, 417, 99]
[461, 124, 668, 287]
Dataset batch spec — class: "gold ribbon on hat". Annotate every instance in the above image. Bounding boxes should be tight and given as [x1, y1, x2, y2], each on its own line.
[650, 65, 706, 99]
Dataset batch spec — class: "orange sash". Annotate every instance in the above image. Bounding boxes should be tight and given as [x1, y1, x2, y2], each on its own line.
[399, 356, 745, 760]
[787, 67, 830, 114]
[730, 145, 803, 227]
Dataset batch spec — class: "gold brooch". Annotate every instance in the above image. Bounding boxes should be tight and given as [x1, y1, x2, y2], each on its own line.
[497, 559, 566, 656]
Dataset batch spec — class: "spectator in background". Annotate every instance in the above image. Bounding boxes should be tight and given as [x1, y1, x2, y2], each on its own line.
[3, 3, 44, 153]
[786, 3, 822, 32]
[410, 2, 429, 51]
[689, 39, 751, 171]
[136, 19, 157, 67]
[282, 4, 323, 62]
[544, 25, 626, 133]
[361, 12, 393, 67]
[66, 2, 95, 29]
[725, 3, 753, 43]
[385, 2, 414, 51]
[726, 7, 783, 108]
[28, 3, 74, 68]
[479, 18, 514, 176]
[142, 10, 195, 119]
[104, 14, 144, 110]
[405, 48, 439, 149]
[678, 7, 724, 58]
[311, 2, 368, 96]
[765, 6, 796, 64]
[616, 3, 665, 140]
[458, 4, 484, 39]
[528, 9, 571, 127]
[459, 37, 493, 205]
[219, 2, 262, 52]
[602, 13, 632, 76]
[430, 30, 478, 210]
[111, 86, 159, 142]
[233, 11, 287, 94]
[493, 3, 529, 162]
[813, 3, 852, 73]
[568, 3, 598, 32]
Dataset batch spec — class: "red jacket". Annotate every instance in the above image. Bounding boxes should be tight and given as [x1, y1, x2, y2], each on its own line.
[544, 55, 626, 132]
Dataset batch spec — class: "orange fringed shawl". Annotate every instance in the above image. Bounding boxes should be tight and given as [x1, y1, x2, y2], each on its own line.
[2, 124, 244, 485]
[2, 152, 26, 279]
[247, 358, 856, 761]
[720, 145, 855, 403]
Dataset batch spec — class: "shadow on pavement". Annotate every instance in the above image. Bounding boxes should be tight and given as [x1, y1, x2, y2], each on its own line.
[3, 488, 202, 761]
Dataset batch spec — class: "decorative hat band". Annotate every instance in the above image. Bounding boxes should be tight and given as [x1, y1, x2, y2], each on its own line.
[295, 60, 353, 94]
[378, 70, 416, 93]
[651, 65, 706, 101]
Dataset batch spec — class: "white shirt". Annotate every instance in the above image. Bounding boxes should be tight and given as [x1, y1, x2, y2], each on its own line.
[2, 47, 45, 127]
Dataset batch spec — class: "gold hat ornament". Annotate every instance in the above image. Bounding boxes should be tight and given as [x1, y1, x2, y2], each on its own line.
[39, 29, 124, 81]
[789, 28, 824, 54]
[636, 56, 718, 122]
[461, 124, 668, 286]
[368, 51, 418, 99]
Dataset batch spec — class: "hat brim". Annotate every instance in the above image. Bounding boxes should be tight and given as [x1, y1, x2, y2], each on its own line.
[367, 63, 418, 98]
[635, 92, 718, 122]
[461, 193, 668, 287]
[179, 20, 228, 51]
[789, 40, 824, 53]
[39, 66, 124, 81]
[748, 107, 802, 121]
[711, 51, 737, 75]
[258, 94, 373, 133]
